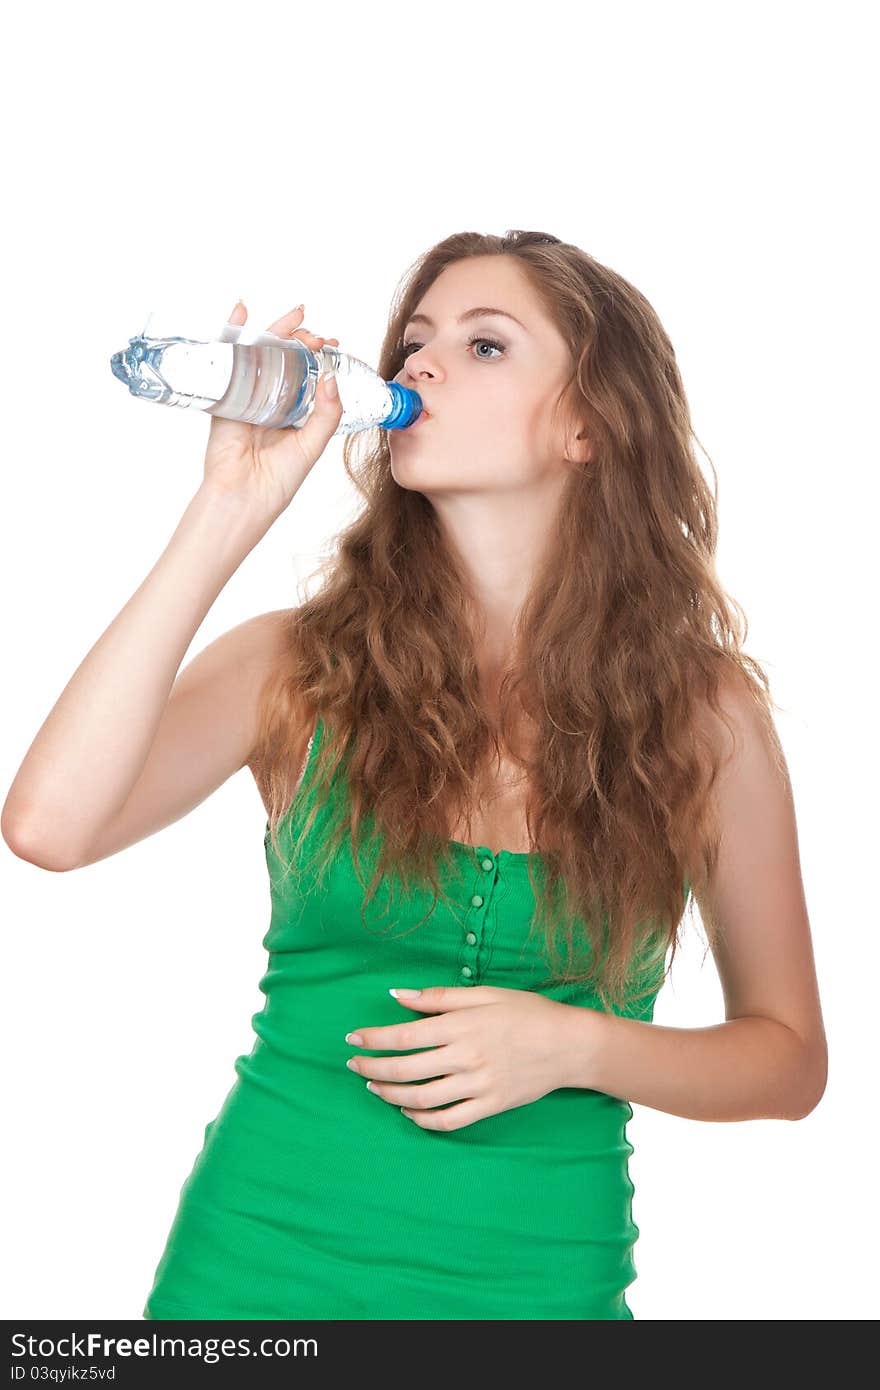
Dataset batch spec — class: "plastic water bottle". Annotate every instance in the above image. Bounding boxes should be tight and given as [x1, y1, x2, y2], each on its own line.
[109, 313, 423, 436]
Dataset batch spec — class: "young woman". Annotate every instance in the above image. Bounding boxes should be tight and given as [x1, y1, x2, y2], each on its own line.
[2, 229, 827, 1320]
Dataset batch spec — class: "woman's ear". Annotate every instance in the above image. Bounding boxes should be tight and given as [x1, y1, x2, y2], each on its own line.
[566, 427, 593, 466]
[557, 389, 594, 466]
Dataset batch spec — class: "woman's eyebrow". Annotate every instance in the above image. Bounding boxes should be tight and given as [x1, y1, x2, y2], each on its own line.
[404, 306, 528, 332]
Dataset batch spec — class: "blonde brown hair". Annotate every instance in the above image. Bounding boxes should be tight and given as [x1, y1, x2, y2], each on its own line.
[251, 228, 786, 1012]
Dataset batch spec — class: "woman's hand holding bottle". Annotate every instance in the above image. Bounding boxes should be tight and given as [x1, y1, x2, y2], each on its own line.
[203, 301, 343, 526]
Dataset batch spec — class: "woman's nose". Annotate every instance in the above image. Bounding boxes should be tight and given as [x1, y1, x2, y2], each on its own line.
[396, 361, 430, 386]
[405, 354, 434, 381]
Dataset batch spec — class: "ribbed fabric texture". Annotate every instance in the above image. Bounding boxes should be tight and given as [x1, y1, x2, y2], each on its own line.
[143, 716, 677, 1320]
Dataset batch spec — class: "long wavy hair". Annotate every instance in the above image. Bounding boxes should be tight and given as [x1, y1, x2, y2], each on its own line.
[251, 228, 786, 1013]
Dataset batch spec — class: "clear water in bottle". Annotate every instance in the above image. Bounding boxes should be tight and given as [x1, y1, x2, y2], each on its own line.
[109, 313, 423, 437]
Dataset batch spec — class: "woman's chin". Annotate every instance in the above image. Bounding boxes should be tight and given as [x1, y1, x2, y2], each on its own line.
[390, 455, 441, 487]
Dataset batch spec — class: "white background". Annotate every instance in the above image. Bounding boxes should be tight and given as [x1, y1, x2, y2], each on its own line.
[2, 0, 876, 1321]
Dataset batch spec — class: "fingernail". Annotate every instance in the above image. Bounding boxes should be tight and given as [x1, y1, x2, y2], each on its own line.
[323, 375, 338, 398]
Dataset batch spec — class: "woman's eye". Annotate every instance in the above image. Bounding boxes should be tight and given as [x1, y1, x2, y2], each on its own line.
[401, 336, 505, 361]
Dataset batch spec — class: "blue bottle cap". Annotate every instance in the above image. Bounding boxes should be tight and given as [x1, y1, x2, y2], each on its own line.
[382, 383, 424, 430]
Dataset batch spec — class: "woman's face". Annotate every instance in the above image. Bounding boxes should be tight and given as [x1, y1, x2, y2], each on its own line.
[388, 255, 585, 494]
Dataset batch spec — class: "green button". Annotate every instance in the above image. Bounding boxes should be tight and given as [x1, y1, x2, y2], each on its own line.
[470, 895, 484, 908]
[465, 931, 477, 946]
[481, 858, 494, 872]
[460, 965, 473, 978]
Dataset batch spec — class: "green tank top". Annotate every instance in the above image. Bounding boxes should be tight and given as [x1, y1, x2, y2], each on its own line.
[143, 715, 686, 1320]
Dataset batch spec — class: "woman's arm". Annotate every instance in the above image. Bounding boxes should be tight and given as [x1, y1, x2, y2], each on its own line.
[1, 485, 270, 870]
[560, 675, 828, 1122]
[562, 1012, 822, 1121]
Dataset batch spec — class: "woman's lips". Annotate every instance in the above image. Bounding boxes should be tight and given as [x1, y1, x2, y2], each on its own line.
[405, 408, 432, 430]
